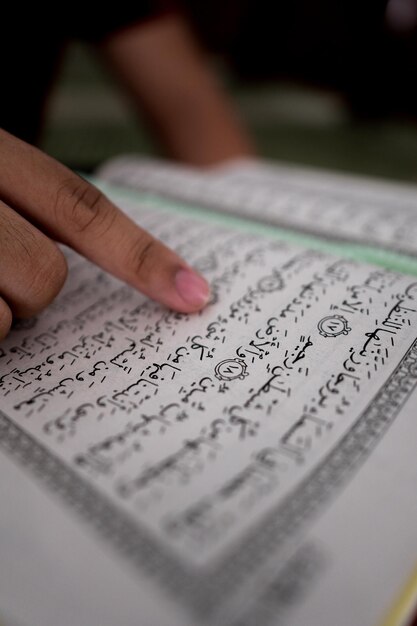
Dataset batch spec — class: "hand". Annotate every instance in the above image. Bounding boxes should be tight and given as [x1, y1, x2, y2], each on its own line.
[0, 129, 210, 341]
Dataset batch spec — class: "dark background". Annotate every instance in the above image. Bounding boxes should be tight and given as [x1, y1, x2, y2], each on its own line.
[41, 0, 417, 181]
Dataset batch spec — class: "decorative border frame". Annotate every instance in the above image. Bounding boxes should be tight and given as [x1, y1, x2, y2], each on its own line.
[1, 337, 417, 621]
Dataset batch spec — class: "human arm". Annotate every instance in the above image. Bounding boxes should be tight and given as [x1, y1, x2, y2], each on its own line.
[98, 11, 255, 165]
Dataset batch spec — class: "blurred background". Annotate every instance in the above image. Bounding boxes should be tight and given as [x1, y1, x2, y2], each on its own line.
[41, 0, 417, 181]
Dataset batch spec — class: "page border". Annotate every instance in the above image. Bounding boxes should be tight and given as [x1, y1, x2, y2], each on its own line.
[1, 337, 417, 620]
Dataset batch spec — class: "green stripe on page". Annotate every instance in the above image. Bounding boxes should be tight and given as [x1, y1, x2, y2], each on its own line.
[92, 176, 417, 279]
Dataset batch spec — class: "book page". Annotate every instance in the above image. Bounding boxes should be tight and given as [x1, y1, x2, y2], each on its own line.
[98, 157, 417, 257]
[1, 190, 417, 626]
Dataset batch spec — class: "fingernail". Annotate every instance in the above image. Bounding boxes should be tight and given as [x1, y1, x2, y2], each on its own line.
[175, 268, 210, 309]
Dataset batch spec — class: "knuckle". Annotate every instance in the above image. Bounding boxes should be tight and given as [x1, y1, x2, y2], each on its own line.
[24, 244, 68, 315]
[55, 177, 115, 235]
[0, 300, 12, 341]
[0, 209, 68, 318]
[126, 235, 158, 280]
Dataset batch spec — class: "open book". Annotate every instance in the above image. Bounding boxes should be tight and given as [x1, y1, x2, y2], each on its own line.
[1, 157, 417, 626]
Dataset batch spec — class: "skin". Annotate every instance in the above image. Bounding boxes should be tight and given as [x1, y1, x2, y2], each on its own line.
[0, 128, 213, 340]
[0, 13, 254, 341]
[99, 13, 254, 165]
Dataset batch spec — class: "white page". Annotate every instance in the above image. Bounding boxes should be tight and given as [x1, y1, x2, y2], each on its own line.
[1, 190, 417, 625]
[98, 156, 417, 257]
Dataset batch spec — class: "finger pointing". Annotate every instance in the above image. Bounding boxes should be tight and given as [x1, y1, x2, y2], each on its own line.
[0, 129, 210, 313]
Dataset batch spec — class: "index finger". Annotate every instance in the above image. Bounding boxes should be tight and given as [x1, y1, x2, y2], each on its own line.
[0, 129, 210, 312]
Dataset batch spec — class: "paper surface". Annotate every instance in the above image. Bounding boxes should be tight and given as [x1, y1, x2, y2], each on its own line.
[1, 187, 417, 626]
[99, 156, 417, 257]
